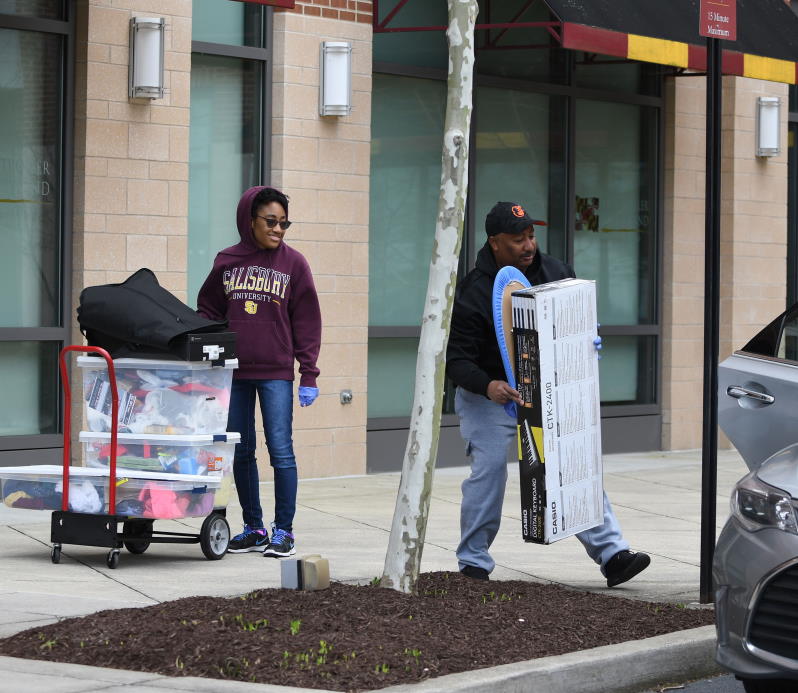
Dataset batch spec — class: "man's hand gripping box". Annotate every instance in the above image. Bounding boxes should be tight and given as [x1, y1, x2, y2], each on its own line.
[512, 279, 603, 544]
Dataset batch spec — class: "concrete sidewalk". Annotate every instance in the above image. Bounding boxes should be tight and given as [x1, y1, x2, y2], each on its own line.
[0, 449, 745, 692]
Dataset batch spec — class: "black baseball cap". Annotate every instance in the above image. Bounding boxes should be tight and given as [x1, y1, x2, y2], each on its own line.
[485, 201, 547, 236]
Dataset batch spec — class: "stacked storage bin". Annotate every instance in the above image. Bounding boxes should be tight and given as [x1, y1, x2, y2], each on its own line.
[74, 356, 240, 521]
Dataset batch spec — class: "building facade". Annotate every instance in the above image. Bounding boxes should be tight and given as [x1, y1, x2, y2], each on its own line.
[0, 0, 793, 477]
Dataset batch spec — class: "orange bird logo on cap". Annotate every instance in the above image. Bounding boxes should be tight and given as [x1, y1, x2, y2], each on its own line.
[511, 205, 525, 218]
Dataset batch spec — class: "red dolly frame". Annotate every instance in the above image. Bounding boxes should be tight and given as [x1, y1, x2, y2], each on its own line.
[50, 346, 232, 568]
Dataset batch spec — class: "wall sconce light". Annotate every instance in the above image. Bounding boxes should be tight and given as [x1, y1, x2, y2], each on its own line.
[756, 96, 781, 157]
[129, 17, 165, 99]
[319, 41, 352, 116]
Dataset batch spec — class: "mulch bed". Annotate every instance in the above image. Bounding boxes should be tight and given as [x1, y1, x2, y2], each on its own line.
[0, 572, 714, 692]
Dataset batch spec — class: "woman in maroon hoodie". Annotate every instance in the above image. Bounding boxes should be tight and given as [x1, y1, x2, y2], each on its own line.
[197, 186, 322, 557]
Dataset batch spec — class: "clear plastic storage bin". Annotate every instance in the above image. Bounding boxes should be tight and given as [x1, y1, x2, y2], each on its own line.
[77, 356, 238, 435]
[0, 465, 226, 519]
[79, 431, 239, 475]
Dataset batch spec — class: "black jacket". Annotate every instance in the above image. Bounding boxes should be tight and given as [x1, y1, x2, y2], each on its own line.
[446, 242, 574, 396]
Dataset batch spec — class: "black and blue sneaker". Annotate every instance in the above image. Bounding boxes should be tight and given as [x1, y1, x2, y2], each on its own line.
[262, 526, 296, 558]
[227, 525, 269, 553]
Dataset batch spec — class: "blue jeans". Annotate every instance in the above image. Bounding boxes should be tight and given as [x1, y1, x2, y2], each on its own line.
[227, 379, 297, 532]
[455, 387, 628, 575]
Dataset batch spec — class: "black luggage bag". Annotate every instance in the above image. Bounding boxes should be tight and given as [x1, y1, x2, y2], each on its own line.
[77, 268, 236, 363]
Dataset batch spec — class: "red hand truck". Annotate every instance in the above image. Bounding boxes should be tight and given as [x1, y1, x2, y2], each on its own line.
[51, 345, 232, 568]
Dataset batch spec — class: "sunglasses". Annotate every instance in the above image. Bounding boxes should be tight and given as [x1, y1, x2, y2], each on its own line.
[255, 215, 292, 230]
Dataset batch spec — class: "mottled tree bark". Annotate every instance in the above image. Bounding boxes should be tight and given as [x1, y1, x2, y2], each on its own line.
[381, 0, 478, 594]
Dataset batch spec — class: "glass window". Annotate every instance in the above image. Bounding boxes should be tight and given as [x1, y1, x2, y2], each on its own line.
[598, 336, 657, 405]
[367, 338, 419, 418]
[0, 28, 63, 328]
[575, 58, 660, 96]
[473, 86, 566, 257]
[0, 0, 62, 19]
[373, 1, 448, 70]
[474, 1, 566, 84]
[573, 99, 658, 326]
[369, 74, 445, 327]
[0, 342, 59, 436]
[188, 54, 263, 304]
[192, 1, 264, 47]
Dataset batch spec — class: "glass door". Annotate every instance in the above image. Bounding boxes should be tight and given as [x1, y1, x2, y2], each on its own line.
[0, 6, 72, 463]
[573, 99, 659, 408]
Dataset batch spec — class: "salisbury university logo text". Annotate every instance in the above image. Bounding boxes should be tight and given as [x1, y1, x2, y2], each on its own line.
[223, 266, 291, 305]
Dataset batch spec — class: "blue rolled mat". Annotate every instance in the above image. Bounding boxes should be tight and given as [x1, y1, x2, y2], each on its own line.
[491, 266, 532, 417]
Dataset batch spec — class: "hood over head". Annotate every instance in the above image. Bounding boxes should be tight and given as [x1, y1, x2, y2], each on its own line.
[223, 186, 289, 257]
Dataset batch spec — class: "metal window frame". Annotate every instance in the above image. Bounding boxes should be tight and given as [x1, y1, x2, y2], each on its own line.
[0, 7, 74, 455]
[190, 5, 273, 185]
[368, 56, 664, 432]
[788, 90, 798, 307]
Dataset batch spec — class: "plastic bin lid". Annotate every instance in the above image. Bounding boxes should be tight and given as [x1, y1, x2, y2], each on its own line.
[0, 464, 221, 486]
[78, 432, 241, 445]
[76, 356, 238, 370]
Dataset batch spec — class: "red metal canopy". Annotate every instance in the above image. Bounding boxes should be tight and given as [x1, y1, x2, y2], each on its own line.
[372, 0, 798, 84]
[231, 0, 296, 8]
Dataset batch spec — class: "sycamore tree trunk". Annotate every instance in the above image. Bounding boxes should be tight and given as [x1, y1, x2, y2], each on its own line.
[381, 0, 478, 595]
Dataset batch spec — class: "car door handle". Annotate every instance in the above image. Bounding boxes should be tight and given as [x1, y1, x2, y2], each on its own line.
[726, 386, 775, 404]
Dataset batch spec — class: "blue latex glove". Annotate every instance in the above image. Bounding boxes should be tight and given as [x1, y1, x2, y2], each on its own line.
[594, 324, 602, 359]
[298, 386, 319, 407]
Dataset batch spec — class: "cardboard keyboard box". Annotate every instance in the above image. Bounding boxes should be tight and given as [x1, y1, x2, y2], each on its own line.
[511, 279, 603, 544]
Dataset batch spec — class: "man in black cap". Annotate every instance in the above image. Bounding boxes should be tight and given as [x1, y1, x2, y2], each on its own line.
[446, 201, 650, 586]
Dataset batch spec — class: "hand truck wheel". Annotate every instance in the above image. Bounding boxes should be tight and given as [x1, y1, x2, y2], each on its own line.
[200, 513, 230, 560]
[51, 544, 61, 564]
[106, 549, 120, 569]
[123, 520, 153, 554]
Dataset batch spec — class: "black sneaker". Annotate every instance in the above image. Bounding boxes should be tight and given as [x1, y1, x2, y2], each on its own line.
[227, 525, 269, 553]
[605, 549, 651, 587]
[262, 527, 296, 558]
[460, 565, 490, 581]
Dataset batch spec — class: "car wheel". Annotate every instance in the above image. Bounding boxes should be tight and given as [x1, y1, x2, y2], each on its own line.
[742, 678, 797, 693]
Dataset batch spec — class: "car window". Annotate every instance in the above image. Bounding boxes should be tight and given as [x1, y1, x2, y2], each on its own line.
[780, 312, 798, 361]
[741, 311, 786, 357]
[740, 302, 798, 360]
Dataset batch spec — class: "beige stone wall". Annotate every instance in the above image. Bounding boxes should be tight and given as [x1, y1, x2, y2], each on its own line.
[72, 0, 192, 347]
[720, 78, 789, 360]
[259, 11, 372, 479]
[661, 75, 788, 450]
[72, 1, 371, 480]
[70, 0, 191, 459]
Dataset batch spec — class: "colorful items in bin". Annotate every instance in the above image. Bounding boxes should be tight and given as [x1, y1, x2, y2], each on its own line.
[2, 478, 105, 513]
[116, 498, 145, 516]
[2, 479, 62, 510]
[80, 358, 236, 435]
[0, 465, 223, 520]
[136, 482, 215, 519]
[81, 433, 237, 476]
[62, 479, 104, 514]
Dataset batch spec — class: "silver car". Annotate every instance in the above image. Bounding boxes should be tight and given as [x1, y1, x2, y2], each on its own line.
[714, 304, 798, 693]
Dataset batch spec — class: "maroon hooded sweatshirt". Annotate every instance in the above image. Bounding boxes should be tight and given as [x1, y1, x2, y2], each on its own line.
[196, 186, 321, 387]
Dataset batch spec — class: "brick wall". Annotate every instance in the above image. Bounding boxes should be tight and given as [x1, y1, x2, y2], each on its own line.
[277, 0, 372, 24]
[661, 75, 787, 451]
[72, 0, 192, 328]
[263, 10, 373, 478]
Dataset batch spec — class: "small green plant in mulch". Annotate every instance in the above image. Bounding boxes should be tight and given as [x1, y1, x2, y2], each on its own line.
[234, 614, 269, 632]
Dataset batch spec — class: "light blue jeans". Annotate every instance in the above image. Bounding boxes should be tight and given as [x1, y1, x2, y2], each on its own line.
[455, 387, 629, 575]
